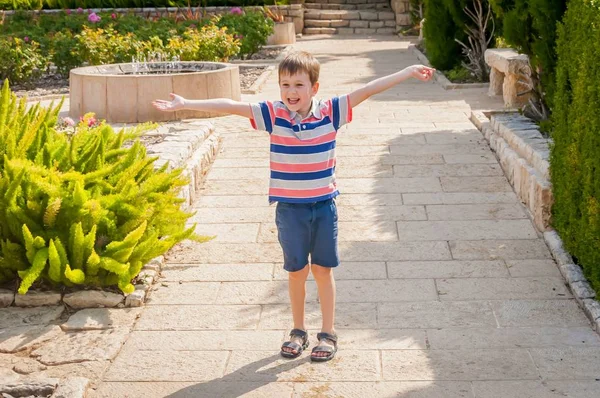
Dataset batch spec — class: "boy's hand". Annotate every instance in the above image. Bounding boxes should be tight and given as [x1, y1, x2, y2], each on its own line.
[152, 93, 186, 112]
[410, 65, 436, 82]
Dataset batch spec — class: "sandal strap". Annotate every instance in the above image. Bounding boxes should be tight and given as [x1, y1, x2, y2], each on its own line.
[282, 341, 303, 351]
[289, 328, 308, 341]
[316, 332, 337, 346]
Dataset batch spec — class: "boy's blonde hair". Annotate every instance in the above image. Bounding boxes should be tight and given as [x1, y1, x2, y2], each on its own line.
[278, 51, 320, 86]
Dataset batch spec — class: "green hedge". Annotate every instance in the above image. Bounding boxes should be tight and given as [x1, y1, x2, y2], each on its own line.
[551, 0, 600, 292]
[0, 0, 274, 10]
[423, 0, 464, 70]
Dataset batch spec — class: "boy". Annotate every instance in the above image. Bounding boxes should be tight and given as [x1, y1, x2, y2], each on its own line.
[153, 51, 434, 362]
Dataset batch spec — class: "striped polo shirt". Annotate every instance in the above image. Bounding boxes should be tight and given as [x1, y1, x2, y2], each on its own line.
[250, 95, 352, 203]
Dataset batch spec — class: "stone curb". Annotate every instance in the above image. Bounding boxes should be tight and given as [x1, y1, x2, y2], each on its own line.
[470, 110, 600, 334]
[408, 44, 489, 90]
[470, 110, 552, 232]
[1, 121, 221, 310]
[544, 230, 600, 333]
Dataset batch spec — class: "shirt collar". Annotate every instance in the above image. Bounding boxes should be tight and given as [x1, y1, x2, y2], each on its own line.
[290, 99, 321, 122]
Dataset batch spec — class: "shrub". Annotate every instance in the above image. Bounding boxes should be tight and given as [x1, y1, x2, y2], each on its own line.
[0, 37, 48, 85]
[216, 9, 274, 59]
[550, 0, 600, 293]
[423, 0, 464, 70]
[167, 24, 240, 61]
[0, 81, 205, 293]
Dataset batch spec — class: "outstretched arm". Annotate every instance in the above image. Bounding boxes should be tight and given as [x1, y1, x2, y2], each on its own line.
[152, 93, 253, 118]
[348, 65, 435, 108]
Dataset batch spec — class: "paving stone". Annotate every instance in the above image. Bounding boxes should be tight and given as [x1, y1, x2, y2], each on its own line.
[212, 157, 269, 168]
[403, 192, 518, 205]
[166, 242, 283, 263]
[437, 277, 571, 300]
[397, 220, 538, 241]
[340, 328, 427, 349]
[215, 281, 317, 305]
[424, 130, 484, 144]
[135, 305, 261, 330]
[336, 164, 394, 177]
[440, 177, 513, 192]
[0, 306, 64, 329]
[338, 133, 426, 146]
[123, 330, 285, 351]
[334, 193, 404, 206]
[273, 261, 387, 281]
[193, 223, 260, 242]
[378, 301, 496, 328]
[161, 263, 274, 282]
[259, 221, 399, 242]
[147, 282, 221, 305]
[188, 207, 274, 223]
[449, 239, 552, 260]
[104, 350, 228, 382]
[51, 377, 90, 398]
[92, 382, 294, 398]
[39, 359, 111, 383]
[293, 381, 474, 397]
[393, 164, 503, 178]
[427, 327, 600, 349]
[492, 300, 591, 327]
[530, 347, 600, 379]
[225, 350, 380, 381]
[382, 349, 538, 380]
[201, 179, 269, 195]
[390, 144, 489, 156]
[426, 203, 527, 220]
[337, 177, 441, 193]
[31, 328, 130, 365]
[472, 380, 600, 398]
[388, 260, 509, 278]
[339, 241, 452, 261]
[259, 303, 377, 330]
[193, 195, 270, 208]
[206, 167, 269, 180]
[380, 154, 445, 165]
[506, 259, 562, 277]
[336, 279, 437, 302]
[0, 325, 61, 353]
[443, 153, 498, 164]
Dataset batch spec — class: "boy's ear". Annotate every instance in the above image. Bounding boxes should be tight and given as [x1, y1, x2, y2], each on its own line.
[312, 81, 320, 96]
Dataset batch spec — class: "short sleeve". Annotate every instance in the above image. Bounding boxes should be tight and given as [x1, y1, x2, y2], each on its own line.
[331, 94, 353, 131]
[249, 101, 275, 134]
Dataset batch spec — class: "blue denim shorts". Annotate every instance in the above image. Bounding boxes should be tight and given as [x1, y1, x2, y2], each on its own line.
[275, 198, 339, 272]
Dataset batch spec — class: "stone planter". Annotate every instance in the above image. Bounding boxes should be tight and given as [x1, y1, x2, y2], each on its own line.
[267, 22, 296, 45]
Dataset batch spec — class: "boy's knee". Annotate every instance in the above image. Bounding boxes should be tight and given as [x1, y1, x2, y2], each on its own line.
[288, 264, 310, 281]
[311, 264, 332, 280]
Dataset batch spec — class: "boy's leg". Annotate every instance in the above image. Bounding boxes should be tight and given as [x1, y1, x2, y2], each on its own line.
[311, 264, 336, 358]
[310, 199, 339, 358]
[283, 264, 310, 355]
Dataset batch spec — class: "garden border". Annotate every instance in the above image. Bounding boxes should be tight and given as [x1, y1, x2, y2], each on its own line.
[409, 44, 489, 90]
[470, 110, 600, 334]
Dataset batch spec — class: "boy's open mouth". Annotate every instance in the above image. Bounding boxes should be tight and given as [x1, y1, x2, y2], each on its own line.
[287, 98, 300, 105]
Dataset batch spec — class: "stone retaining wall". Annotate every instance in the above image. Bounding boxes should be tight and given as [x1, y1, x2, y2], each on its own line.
[471, 111, 552, 232]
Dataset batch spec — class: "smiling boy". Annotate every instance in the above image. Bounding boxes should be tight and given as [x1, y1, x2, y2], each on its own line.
[153, 51, 434, 362]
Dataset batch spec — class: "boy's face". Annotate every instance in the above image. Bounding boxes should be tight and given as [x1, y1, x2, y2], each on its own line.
[279, 71, 319, 116]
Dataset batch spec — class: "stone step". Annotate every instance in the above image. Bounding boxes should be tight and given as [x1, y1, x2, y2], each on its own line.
[303, 27, 397, 35]
[304, 9, 396, 21]
[304, 18, 397, 29]
[305, 2, 391, 10]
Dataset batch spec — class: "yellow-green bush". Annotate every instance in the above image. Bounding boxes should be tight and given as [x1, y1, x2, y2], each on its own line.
[551, 0, 600, 292]
[0, 81, 207, 294]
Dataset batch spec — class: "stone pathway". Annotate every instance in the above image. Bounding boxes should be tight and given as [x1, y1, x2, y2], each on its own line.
[79, 36, 600, 396]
